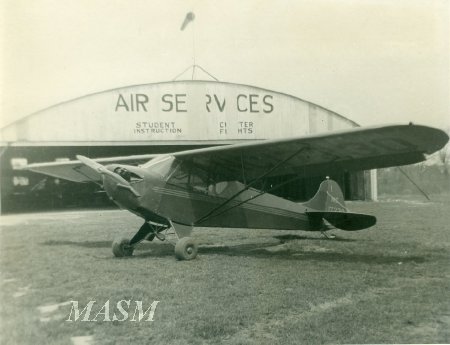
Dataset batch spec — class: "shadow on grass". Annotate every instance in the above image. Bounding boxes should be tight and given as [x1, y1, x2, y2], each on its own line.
[133, 242, 427, 265]
[273, 234, 356, 242]
[40, 232, 355, 250]
[41, 239, 426, 265]
[41, 239, 175, 258]
[42, 240, 112, 248]
[198, 244, 426, 264]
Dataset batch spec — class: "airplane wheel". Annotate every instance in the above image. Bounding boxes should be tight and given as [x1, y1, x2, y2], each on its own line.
[112, 237, 134, 257]
[174, 237, 198, 260]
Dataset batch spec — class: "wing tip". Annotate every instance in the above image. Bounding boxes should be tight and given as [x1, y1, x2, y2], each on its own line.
[406, 123, 449, 154]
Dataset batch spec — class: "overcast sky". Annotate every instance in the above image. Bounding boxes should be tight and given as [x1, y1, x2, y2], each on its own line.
[1, 0, 449, 129]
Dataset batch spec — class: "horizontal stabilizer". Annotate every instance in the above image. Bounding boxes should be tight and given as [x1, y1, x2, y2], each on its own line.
[307, 211, 376, 231]
[323, 211, 376, 231]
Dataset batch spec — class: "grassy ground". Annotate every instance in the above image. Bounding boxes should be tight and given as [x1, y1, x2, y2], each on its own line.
[1, 197, 449, 344]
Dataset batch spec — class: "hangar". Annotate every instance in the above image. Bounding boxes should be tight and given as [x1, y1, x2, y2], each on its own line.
[0, 79, 376, 213]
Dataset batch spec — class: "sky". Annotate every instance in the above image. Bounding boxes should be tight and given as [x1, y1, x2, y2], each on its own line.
[1, 0, 449, 129]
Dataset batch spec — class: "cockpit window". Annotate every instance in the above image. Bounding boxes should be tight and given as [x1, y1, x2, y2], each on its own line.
[114, 167, 143, 183]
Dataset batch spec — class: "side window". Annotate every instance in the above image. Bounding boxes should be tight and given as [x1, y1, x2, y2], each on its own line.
[10, 158, 28, 170]
[208, 181, 229, 196]
[10, 158, 30, 187]
[189, 165, 208, 194]
[13, 176, 29, 186]
[167, 161, 209, 194]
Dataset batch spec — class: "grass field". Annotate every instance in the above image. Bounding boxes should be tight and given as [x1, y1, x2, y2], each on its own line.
[1, 197, 449, 344]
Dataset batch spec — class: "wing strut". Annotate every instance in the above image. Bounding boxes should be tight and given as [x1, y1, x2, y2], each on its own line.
[194, 147, 309, 225]
[397, 167, 431, 201]
[240, 152, 247, 185]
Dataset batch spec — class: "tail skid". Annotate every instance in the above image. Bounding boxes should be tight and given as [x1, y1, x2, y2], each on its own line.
[303, 179, 376, 231]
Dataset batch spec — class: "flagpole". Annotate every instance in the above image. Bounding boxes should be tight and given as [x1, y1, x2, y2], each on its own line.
[191, 11, 196, 79]
[192, 17, 195, 80]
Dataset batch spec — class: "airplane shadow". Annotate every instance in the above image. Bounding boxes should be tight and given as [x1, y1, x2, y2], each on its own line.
[197, 244, 426, 265]
[41, 239, 426, 265]
[273, 234, 356, 242]
[42, 240, 112, 248]
[41, 239, 176, 258]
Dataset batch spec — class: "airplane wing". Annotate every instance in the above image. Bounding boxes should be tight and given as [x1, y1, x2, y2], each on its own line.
[171, 124, 448, 181]
[22, 154, 161, 182]
[22, 124, 448, 183]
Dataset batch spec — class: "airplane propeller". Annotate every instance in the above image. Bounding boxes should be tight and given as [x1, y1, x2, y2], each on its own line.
[76, 155, 141, 197]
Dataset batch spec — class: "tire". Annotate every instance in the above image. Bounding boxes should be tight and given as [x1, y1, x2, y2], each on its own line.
[174, 237, 198, 260]
[112, 237, 134, 257]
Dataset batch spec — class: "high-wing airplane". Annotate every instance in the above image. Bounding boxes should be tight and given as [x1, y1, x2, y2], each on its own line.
[23, 124, 449, 260]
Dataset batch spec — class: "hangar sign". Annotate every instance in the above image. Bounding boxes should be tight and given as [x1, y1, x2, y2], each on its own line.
[1, 81, 357, 143]
[116, 91, 274, 137]
[115, 93, 274, 114]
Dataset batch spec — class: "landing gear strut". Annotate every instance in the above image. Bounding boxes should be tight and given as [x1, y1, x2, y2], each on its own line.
[111, 221, 166, 258]
[320, 230, 336, 239]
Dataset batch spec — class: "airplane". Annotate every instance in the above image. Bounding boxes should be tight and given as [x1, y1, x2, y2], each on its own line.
[22, 124, 449, 260]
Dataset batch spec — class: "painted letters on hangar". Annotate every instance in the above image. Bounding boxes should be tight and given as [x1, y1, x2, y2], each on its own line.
[0, 81, 357, 143]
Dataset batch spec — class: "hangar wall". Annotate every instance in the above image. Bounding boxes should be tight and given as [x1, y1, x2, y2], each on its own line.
[0, 80, 374, 213]
[1, 81, 357, 143]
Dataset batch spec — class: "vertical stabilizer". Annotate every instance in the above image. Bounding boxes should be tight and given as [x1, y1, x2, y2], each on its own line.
[303, 179, 347, 212]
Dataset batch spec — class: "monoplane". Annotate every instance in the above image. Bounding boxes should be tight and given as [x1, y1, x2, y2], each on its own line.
[23, 124, 448, 260]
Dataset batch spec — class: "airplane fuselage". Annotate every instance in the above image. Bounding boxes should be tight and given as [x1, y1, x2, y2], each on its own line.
[103, 162, 315, 231]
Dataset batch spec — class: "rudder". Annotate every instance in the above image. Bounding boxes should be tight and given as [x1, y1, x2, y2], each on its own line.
[303, 179, 376, 231]
[303, 179, 347, 213]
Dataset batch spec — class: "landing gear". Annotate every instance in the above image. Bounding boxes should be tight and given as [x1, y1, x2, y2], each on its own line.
[111, 221, 166, 258]
[111, 220, 197, 260]
[174, 237, 198, 260]
[112, 237, 134, 257]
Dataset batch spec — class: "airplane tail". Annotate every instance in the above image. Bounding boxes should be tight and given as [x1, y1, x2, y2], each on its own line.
[303, 179, 376, 231]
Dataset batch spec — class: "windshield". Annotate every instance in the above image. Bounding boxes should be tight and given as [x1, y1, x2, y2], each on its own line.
[141, 155, 176, 179]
